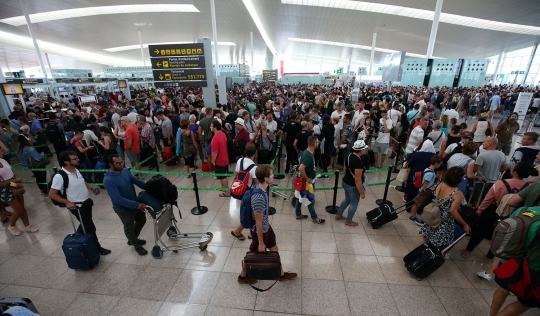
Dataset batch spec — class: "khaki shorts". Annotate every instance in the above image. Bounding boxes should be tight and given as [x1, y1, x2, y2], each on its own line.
[373, 142, 389, 153]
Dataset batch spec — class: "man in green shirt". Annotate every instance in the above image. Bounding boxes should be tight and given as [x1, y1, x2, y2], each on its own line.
[295, 136, 325, 224]
[508, 183, 540, 209]
[246, 98, 256, 117]
[198, 107, 214, 170]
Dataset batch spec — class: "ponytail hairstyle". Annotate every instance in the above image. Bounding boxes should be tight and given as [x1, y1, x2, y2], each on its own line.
[513, 162, 539, 179]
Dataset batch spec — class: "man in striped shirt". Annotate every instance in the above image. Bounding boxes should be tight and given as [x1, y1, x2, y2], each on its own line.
[238, 164, 298, 284]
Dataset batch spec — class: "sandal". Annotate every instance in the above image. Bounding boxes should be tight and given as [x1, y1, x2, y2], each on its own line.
[345, 221, 359, 226]
[219, 193, 231, 198]
[296, 215, 308, 220]
[334, 215, 346, 220]
[231, 231, 246, 240]
[312, 219, 326, 224]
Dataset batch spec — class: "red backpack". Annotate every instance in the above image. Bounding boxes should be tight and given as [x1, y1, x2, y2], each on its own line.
[230, 158, 256, 200]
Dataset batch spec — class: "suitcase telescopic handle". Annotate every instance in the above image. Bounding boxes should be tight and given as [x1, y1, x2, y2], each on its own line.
[68, 207, 87, 235]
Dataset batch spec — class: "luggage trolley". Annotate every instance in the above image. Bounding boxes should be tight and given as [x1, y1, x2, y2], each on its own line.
[144, 204, 213, 259]
[270, 163, 298, 202]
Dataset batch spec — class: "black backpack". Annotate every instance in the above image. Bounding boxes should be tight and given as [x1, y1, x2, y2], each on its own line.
[45, 122, 63, 143]
[47, 170, 69, 207]
[144, 175, 178, 205]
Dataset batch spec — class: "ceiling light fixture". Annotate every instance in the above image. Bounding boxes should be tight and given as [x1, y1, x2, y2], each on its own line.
[288, 38, 432, 58]
[0, 4, 199, 26]
[242, 0, 277, 55]
[104, 41, 236, 53]
[281, 0, 540, 36]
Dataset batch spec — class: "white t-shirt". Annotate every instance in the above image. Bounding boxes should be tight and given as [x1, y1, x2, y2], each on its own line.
[532, 98, 540, 108]
[83, 130, 98, 146]
[51, 168, 90, 204]
[331, 110, 345, 129]
[111, 113, 121, 128]
[127, 112, 138, 124]
[376, 118, 392, 144]
[235, 157, 257, 187]
[388, 109, 401, 127]
[442, 109, 459, 121]
[352, 110, 362, 129]
[406, 126, 424, 153]
[0, 159, 14, 181]
[266, 120, 278, 134]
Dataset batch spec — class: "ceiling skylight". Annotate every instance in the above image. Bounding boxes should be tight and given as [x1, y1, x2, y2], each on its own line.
[104, 42, 236, 53]
[242, 0, 277, 55]
[0, 4, 199, 26]
[282, 0, 540, 36]
[288, 38, 433, 58]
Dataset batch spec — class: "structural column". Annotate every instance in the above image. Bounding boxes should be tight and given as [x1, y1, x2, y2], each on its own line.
[21, 0, 48, 80]
[138, 28, 146, 67]
[0, 66, 14, 117]
[493, 52, 506, 85]
[523, 44, 538, 85]
[210, 0, 220, 76]
[369, 33, 377, 76]
[250, 32, 254, 68]
[426, 0, 443, 58]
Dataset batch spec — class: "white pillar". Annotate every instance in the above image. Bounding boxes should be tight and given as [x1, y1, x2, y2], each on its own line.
[138, 29, 146, 67]
[523, 44, 538, 85]
[493, 52, 504, 84]
[369, 33, 377, 75]
[210, 0, 220, 76]
[21, 0, 48, 81]
[426, 0, 443, 58]
[250, 32, 254, 69]
[0, 66, 15, 117]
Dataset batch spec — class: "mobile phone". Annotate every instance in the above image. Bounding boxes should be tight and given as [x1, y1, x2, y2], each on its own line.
[92, 187, 100, 195]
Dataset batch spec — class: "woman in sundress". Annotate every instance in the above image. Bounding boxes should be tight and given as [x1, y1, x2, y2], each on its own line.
[420, 166, 471, 247]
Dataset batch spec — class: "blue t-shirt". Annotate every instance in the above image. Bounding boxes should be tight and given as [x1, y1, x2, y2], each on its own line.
[419, 168, 436, 192]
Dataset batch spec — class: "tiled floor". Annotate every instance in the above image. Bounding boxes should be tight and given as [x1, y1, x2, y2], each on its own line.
[1, 119, 539, 316]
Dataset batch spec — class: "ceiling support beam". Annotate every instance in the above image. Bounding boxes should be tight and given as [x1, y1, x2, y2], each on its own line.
[369, 33, 377, 76]
[137, 28, 146, 67]
[493, 52, 506, 85]
[523, 44, 538, 84]
[250, 32, 254, 68]
[20, 0, 48, 81]
[426, 0, 443, 58]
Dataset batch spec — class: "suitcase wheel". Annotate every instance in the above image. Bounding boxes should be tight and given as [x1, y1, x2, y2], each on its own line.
[166, 226, 178, 238]
[371, 224, 379, 229]
[199, 245, 208, 251]
[151, 245, 163, 259]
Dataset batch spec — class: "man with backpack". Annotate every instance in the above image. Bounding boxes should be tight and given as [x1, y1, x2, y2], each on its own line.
[49, 151, 111, 256]
[231, 142, 258, 240]
[45, 113, 66, 162]
[238, 164, 297, 284]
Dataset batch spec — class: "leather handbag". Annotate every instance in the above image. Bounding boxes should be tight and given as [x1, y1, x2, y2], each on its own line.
[244, 251, 282, 292]
[26, 147, 50, 168]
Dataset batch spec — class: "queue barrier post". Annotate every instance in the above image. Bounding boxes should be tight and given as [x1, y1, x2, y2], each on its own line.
[154, 152, 160, 173]
[190, 171, 208, 215]
[392, 140, 401, 174]
[274, 140, 285, 180]
[376, 165, 394, 207]
[266, 186, 276, 215]
[394, 144, 406, 193]
[325, 170, 340, 214]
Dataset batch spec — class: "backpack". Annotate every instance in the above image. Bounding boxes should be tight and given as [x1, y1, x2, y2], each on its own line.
[413, 169, 434, 189]
[490, 207, 540, 259]
[47, 170, 69, 207]
[45, 122, 63, 143]
[144, 175, 178, 205]
[422, 188, 457, 228]
[495, 180, 530, 218]
[230, 158, 256, 200]
[239, 186, 266, 229]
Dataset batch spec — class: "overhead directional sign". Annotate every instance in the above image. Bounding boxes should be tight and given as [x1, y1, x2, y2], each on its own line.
[150, 56, 206, 69]
[148, 44, 204, 57]
[7, 78, 44, 84]
[152, 69, 206, 82]
[262, 70, 277, 81]
[154, 81, 208, 88]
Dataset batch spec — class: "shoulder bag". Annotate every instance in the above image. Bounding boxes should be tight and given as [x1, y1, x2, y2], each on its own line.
[25, 147, 50, 168]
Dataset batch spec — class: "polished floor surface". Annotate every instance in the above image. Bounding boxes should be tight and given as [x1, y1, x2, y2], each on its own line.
[1, 116, 539, 316]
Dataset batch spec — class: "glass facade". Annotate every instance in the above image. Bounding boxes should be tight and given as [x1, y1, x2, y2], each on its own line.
[488, 45, 539, 85]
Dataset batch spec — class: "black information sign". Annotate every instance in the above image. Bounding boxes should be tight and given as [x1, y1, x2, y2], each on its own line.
[262, 70, 277, 81]
[151, 56, 206, 69]
[152, 69, 206, 82]
[154, 81, 207, 88]
[7, 78, 44, 84]
[148, 43, 204, 57]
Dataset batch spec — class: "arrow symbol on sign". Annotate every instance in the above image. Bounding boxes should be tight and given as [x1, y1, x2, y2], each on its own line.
[159, 74, 164, 80]
[156, 62, 161, 67]
[154, 49, 160, 55]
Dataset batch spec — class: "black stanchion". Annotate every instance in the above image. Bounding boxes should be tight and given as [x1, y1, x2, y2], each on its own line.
[274, 141, 285, 180]
[325, 170, 340, 214]
[394, 144, 406, 193]
[267, 186, 276, 215]
[190, 172, 208, 215]
[392, 141, 401, 174]
[376, 166, 394, 207]
[154, 152, 160, 173]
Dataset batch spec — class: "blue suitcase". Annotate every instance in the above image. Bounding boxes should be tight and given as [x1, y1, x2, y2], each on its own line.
[0, 297, 39, 314]
[62, 208, 100, 270]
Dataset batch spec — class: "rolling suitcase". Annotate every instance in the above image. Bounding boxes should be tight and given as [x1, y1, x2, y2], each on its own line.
[366, 202, 410, 229]
[62, 207, 100, 270]
[403, 226, 467, 280]
[0, 297, 39, 314]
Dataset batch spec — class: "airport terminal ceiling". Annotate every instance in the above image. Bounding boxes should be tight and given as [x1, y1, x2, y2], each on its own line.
[0, 0, 539, 73]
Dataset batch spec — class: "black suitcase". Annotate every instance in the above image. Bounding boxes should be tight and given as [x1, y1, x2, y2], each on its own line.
[403, 230, 467, 280]
[0, 297, 39, 314]
[244, 251, 282, 292]
[366, 203, 409, 229]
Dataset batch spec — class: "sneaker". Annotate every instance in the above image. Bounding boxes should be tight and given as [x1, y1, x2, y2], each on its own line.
[279, 272, 298, 281]
[8, 225, 21, 236]
[476, 270, 492, 281]
[319, 175, 329, 180]
[127, 239, 146, 246]
[409, 216, 417, 222]
[237, 275, 257, 284]
[24, 225, 39, 233]
[135, 246, 148, 256]
[414, 218, 424, 226]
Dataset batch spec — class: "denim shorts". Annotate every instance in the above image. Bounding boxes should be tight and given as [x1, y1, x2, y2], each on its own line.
[126, 151, 140, 164]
